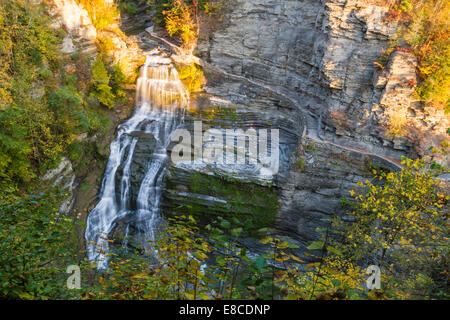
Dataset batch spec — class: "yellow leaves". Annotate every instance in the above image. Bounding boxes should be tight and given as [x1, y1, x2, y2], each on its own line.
[77, 0, 120, 31]
[194, 252, 208, 260]
[275, 256, 290, 263]
[373, 61, 384, 70]
[177, 63, 206, 94]
[164, 1, 198, 49]
[111, 293, 125, 300]
[290, 255, 304, 263]
[183, 292, 195, 300]
[399, 237, 411, 246]
[131, 273, 149, 280]
[260, 236, 272, 244]
[18, 292, 34, 300]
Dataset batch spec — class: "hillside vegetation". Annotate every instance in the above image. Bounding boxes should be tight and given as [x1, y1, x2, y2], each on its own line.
[383, 0, 449, 112]
[0, 0, 128, 298]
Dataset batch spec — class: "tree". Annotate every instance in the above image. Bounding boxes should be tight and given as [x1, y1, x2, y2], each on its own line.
[91, 56, 116, 109]
[164, 0, 198, 51]
[333, 157, 449, 299]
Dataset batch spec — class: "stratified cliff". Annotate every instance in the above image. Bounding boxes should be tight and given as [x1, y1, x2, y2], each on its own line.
[164, 0, 449, 256]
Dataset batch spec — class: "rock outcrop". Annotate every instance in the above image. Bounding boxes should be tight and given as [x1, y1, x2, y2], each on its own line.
[48, 0, 98, 55]
[48, 0, 145, 77]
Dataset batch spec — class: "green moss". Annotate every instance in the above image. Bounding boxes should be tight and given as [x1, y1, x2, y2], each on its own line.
[295, 157, 305, 172]
[166, 169, 278, 236]
[80, 181, 90, 191]
[189, 105, 238, 128]
[306, 142, 316, 153]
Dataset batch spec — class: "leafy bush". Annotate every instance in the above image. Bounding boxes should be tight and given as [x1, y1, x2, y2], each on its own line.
[68, 141, 84, 162]
[148, 0, 229, 51]
[295, 157, 305, 172]
[176, 63, 206, 93]
[97, 36, 116, 56]
[0, 186, 77, 299]
[331, 157, 449, 299]
[90, 56, 116, 109]
[164, 0, 198, 50]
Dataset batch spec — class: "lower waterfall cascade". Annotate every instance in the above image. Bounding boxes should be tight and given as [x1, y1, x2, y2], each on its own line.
[85, 50, 189, 269]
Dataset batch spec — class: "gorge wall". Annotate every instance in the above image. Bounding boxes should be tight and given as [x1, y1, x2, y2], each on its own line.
[47, 0, 449, 261]
[182, 0, 449, 256]
[201, 0, 448, 159]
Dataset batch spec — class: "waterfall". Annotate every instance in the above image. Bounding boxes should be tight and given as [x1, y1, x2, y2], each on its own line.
[85, 50, 189, 269]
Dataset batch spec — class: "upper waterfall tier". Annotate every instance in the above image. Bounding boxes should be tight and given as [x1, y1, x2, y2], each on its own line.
[136, 56, 189, 108]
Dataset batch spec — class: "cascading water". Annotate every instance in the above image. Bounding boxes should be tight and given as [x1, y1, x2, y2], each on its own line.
[85, 50, 189, 269]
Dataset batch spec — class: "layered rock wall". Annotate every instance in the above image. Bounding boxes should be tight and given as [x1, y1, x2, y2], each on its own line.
[193, 0, 449, 254]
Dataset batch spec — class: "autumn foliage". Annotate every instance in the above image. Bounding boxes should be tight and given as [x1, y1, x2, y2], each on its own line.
[389, 0, 450, 112]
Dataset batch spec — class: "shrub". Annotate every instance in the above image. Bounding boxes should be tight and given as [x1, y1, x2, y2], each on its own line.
[0, 187, 77, 299]
[149, 1, 230, 51]
[295, 157, 306, 172]
[97, 36, 116, 55]
[332, 157, 449, 299]
[164, 0, 198, 50]
[387, 112, 408, 136]
[68, 141, 84, 162]
[177, 63, 206, 93]
[90, 56, 116, 109]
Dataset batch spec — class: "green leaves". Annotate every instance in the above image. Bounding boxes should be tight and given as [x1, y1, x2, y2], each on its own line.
[230, 227, 243, 238]
[91, 56, 115, 109]
[0, 187, 76, 299]
[254, 256, 267, 270]
[306, 241, 325, 251]
[220, 220, 231, 229]
[332, 157, 449, 299]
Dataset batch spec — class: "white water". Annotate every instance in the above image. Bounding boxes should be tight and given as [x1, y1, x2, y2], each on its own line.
[85, 50, 188, 269]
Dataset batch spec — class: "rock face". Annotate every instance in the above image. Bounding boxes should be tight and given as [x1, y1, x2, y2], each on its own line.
[203, 0, 448, 161]
[48, 0, 146, 77]
[48, 0, 98, 55]
[176, 0, 449, 257]
[40, 157, 77, 215]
